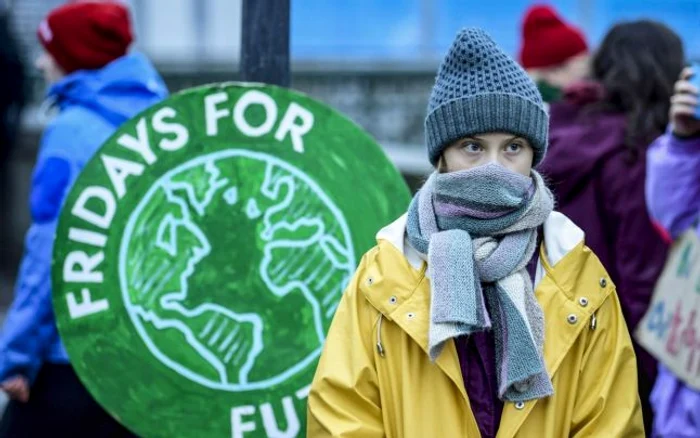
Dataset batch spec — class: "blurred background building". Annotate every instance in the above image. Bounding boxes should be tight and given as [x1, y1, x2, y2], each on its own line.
[1, 0, 699, 302]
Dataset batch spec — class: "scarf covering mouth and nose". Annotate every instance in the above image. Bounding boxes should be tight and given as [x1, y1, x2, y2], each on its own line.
[406, 163, 555, 402]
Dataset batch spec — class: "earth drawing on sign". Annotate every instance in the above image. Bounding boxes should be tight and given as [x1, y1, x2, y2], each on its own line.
[120, 149, 354, 391]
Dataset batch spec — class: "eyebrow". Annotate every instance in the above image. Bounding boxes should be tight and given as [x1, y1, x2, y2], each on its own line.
[471, 135, 523, 142]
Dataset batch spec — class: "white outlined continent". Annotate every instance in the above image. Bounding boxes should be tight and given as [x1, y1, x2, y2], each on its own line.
[120, 150, 354, 392]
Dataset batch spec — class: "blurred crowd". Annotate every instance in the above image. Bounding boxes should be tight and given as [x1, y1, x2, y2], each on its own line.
[523, 5, 699, 436]
[1, 1, 699, 437]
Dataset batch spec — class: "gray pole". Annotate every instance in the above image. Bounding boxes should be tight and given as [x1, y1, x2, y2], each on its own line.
[577, 0, 593, 39]
[193, 0, 207, 65]
[240, 0, 290, 87]
[419, 0, 434, 58]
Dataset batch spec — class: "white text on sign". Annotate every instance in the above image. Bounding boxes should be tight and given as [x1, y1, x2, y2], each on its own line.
[61, 89, 315, 321]
[230, 384, 310, 438]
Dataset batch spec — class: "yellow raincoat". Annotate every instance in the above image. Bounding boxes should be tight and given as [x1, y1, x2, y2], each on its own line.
[308, 212, 644, 437]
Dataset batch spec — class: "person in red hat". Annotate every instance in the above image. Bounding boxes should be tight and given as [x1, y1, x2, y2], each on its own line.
[519, 4, 590, 103]
[35, 0, 134, 79]
[0, 1, 166, 436]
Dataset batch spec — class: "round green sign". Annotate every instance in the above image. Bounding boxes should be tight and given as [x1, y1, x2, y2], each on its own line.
[51, 83, 410, 438]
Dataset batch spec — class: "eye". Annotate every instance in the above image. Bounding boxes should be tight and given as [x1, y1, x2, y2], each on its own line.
[505, 142, 523, 154]
[461, 141, 483, 153]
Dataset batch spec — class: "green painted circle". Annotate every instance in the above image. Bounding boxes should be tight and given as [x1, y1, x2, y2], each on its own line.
[51, 83, 410, 438]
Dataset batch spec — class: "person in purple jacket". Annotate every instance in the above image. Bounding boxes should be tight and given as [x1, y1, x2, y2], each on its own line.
[646, 66, 700, 438]
[538, 20, 684, 434]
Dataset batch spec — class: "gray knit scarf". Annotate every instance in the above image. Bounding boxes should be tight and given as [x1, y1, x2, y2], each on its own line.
[406, 163, 555, 402]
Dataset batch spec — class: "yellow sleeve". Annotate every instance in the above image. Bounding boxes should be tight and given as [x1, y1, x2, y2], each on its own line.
[570, 290, 645, 437]
[307, 251, 385, 438]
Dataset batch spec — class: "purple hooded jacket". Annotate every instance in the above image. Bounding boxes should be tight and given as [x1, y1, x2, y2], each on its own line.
[646, 131, 700, 437]
[539, 83, 668, 385]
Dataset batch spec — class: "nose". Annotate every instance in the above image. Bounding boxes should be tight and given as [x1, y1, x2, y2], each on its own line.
[485, 149, 502, 165]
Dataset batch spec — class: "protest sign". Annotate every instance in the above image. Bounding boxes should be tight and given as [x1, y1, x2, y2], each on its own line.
[52, 83, 411, 437]
[637, 230, 700, 390]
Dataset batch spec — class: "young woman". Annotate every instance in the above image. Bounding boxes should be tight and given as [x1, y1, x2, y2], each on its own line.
[307, 28, 644, 437]
[539, 21, 684, 432]
[645, 67, 700, 438]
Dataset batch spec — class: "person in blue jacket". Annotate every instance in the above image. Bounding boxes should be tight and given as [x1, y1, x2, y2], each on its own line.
[0, 2, 167, 436]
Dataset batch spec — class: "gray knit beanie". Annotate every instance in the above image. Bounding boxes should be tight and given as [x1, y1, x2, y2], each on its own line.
[425, 28, 549, 166]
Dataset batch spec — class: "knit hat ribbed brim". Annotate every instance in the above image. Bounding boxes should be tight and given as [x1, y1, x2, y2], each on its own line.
[425, 28, 549, 166]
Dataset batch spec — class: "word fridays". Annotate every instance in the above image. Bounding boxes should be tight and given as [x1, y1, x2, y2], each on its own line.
[60, 89, 314, 320]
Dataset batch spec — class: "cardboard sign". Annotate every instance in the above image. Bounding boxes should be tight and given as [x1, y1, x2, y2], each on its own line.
[51, 83, 411, 438]
[637, 230, 700, 390]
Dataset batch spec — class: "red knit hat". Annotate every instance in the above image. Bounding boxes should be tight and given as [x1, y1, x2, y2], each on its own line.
[519, 5, 588, 69]
[37, 1, 133, 74]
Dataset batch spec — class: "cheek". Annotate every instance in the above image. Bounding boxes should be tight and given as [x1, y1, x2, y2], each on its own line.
[507, 161, 532, 176]
[502, 151, 533, 176]
[444, 151, 483, 172]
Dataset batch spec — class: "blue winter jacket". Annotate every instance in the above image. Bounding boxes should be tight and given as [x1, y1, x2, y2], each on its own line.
[0, 53, 168, 383]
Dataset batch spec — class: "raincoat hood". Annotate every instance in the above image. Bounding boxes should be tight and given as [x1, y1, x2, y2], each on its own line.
[47, 52, 167, 126]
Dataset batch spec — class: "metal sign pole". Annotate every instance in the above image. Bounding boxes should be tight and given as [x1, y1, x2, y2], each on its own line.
[240, 0, 290, 87]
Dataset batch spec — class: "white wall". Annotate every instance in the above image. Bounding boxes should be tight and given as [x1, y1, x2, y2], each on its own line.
[10, 0, 242, 68]
[133, 0, 242, 65]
